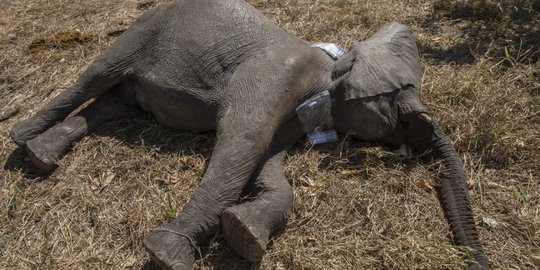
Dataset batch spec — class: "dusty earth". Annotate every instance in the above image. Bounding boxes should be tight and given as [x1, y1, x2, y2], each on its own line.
[0, 0, 539, 269]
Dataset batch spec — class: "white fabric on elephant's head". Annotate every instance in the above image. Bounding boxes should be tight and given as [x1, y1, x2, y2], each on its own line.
[311, 43, 345, 60]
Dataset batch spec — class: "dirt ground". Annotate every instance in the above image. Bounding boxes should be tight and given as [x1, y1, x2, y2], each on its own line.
[0, 0, 538, 269]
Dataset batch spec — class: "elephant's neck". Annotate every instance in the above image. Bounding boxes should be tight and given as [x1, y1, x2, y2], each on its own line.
[309, 42, 344, 97]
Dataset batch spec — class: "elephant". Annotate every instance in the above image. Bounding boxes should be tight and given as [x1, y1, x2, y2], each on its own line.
[9, 0, 489, 269]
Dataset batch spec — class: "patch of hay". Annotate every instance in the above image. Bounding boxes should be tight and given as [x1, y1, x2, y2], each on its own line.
[27, 31, 96, 54]
[0, 0, 538, 269]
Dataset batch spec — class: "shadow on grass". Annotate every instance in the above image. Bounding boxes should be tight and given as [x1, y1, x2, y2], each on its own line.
[418, 0, 540, 65]
[2, 111, 215, 178]
[95, 114, 216, 156]
[314, 140, 412, 170]
[4, 147, 54, 180]
[139, 239, 260, 270]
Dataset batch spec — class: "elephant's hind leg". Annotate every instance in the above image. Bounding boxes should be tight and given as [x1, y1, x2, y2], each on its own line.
[10, 64, 124, 146]
[222, 151, 293, 261]
[25, 93, 138, 171]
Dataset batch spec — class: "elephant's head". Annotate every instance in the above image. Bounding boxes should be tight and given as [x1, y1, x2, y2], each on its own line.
[330, 22, 489, 269]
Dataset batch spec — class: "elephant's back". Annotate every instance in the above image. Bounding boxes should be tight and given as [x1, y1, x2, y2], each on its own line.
[133, 0, 298, 93]
[115, 0, 317, 131]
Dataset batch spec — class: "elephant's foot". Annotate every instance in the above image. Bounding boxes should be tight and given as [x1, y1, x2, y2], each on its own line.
[222, 204, 270, 262]
[144, 228, 196, 270]
[10, 116, 49, 146]
[26, 136, 62, 172]
[24, 116, 88, 172]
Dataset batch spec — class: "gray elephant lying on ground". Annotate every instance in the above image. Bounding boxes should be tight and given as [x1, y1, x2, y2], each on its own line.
[9, 0, 489, 269]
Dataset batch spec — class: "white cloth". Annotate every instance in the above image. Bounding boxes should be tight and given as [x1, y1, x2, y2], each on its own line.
[311, 43, 345, 60]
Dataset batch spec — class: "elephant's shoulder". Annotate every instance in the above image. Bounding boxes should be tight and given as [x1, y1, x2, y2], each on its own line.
[273, 48, 334, 97]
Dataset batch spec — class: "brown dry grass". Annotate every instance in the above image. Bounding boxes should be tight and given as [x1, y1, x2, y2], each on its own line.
[0, 0, 538, 269]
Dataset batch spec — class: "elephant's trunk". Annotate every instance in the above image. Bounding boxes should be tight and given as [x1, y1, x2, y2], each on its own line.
[405, 119, 489, 269]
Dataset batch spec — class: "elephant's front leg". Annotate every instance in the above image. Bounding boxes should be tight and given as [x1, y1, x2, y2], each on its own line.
[222, 150, 292, 262]
[144, 121, 279, 270]
[143, 69, 295, 270]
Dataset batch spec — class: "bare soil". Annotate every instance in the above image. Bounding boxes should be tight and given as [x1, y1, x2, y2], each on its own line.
[1, 0, 538, 269]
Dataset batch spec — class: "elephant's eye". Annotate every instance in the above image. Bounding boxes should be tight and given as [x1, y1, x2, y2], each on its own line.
[401, 121, 410, 131]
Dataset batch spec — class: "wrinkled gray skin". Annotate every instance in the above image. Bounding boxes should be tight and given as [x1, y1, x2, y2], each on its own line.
[10, 0, 489, 269]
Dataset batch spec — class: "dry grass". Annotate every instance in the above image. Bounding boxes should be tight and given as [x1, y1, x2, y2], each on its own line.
[0, 0, 538, 269]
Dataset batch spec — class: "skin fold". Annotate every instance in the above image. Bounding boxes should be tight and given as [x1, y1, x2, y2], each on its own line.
[9, 0, 489, 269]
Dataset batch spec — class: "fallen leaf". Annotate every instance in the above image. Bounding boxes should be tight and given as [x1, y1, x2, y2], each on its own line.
[101, 171, 115, 188]
[89, 177, 100, 191]
[482, 217, 500, 228]
[416, 178, 433, 192]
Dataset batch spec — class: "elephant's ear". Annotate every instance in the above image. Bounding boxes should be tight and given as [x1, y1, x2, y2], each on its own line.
[332, 22, 423, 100]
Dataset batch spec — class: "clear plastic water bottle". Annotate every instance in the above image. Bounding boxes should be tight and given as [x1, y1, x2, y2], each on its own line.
[296, 90, 338, 145]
